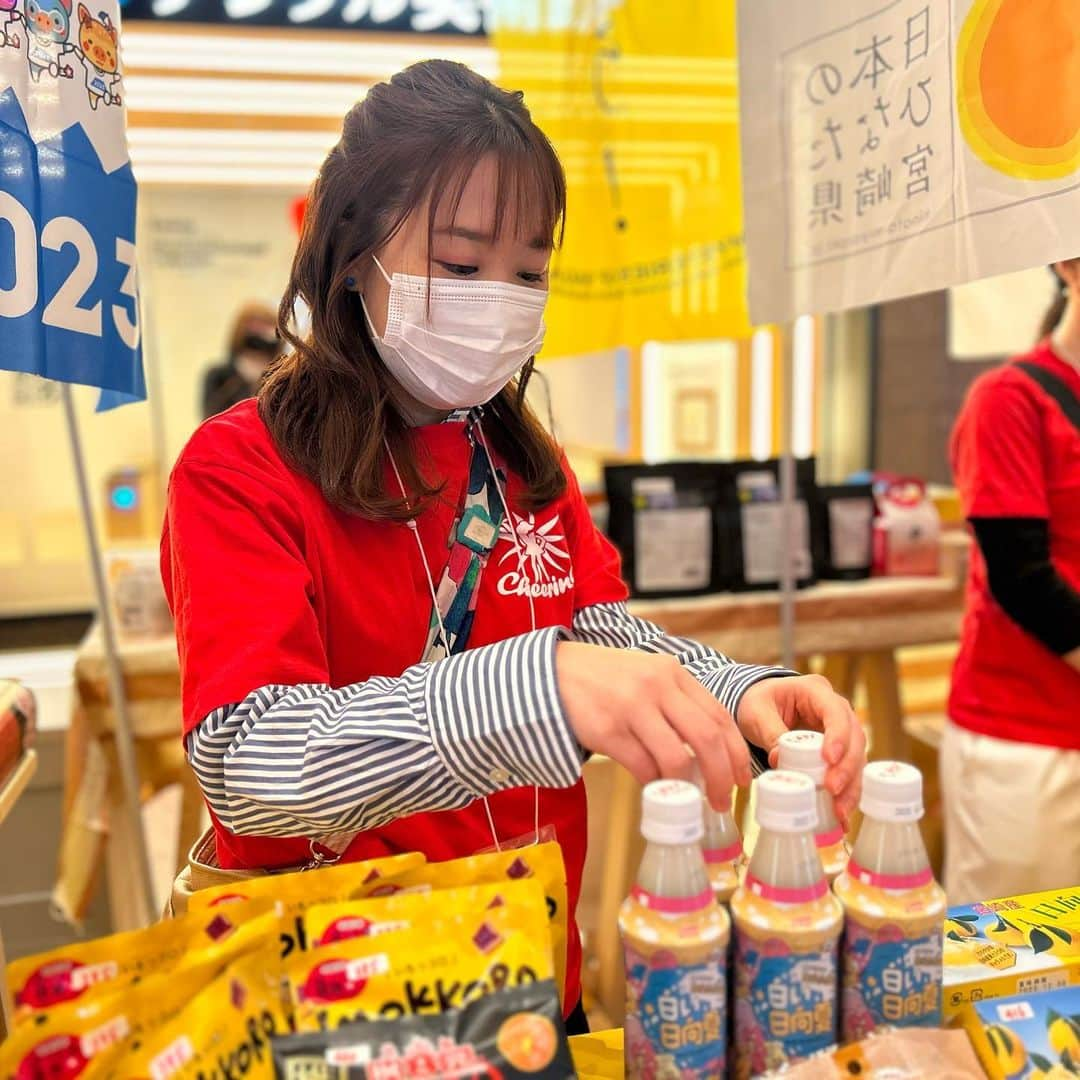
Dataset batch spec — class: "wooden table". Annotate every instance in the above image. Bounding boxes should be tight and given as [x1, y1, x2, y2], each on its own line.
[1, 751, 38, 1040]
[57, 628, 202, 931]
[586, 571, 966, 1023]
[62, 562, 967, 1012]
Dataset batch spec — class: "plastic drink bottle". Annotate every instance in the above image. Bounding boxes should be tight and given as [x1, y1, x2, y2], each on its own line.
[776, 730, 849, 881]
[620, 779, 730, 1080]
[731, 771, 843, 1080]
[833, 761, 947, 1040]
[691, 760, 744, 904]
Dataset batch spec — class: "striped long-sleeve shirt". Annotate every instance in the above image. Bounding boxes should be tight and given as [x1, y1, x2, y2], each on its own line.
[188, 601, 783, 839]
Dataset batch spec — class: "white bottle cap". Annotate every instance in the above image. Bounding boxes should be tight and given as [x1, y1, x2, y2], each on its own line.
[640, 779, 704, 845]
[860, 761, 924, 822]
[754, 770, 818, 833]
[776, 730, 827, 786]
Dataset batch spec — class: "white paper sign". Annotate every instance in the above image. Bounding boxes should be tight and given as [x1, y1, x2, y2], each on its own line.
[634, 506, 711, 593]
[738, 0, 1080, 324]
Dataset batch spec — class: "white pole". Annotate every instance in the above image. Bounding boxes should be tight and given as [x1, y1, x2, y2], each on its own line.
[778, 324, 796, 670]
[61, 384, 157, 925]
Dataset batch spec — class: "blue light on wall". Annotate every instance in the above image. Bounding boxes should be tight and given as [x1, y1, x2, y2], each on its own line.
[110, 484, 138, 511]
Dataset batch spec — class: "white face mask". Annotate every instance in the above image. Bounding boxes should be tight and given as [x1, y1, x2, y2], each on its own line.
[360, 256, 547, 411]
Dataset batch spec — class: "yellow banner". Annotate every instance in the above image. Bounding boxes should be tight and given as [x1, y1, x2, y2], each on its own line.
[493, 0, 751, 358]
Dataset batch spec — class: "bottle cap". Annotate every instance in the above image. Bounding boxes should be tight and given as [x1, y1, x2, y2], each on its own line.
[776, 730, 826, 786]
[860, 761, 924, 822]
[754, 770, 818, 833]
[640, 779, 704, 845]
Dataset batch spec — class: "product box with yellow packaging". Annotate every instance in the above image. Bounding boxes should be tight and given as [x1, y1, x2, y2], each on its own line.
[959, 984, 1080, 1080]
[943, 886, 1080, 1022]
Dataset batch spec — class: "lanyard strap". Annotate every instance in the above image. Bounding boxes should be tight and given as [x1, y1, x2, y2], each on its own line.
[420, 421, 506, 663]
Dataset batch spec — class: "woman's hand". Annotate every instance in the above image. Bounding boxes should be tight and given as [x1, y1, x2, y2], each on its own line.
[736, 675, 867, 827]
[555, 642, 751, 811]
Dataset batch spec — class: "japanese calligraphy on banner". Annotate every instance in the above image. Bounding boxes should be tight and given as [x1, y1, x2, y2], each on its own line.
[119, 0, 484, 34]
[737, 0, 1080, 325]
[492, 0, 751, 358]
[0, 0, 144, 406]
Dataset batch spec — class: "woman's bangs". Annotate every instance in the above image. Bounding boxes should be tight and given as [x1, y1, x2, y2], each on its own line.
[426, 136, 565, 252]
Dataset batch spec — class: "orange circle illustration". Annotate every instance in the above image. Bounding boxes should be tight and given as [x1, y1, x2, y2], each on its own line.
[958, 0, 1080, 179]
[495, 1012, 558, 1072]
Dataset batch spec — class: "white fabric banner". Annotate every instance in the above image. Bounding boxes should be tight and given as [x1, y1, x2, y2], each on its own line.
[737, 0, 1080, 325]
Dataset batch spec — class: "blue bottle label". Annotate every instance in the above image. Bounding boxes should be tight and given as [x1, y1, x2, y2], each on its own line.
[842, 915, 943, 1040]
[623, 944, 727, 1080]
[733, 932, 839, 1077]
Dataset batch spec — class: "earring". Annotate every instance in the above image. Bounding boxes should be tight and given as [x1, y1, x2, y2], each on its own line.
[345, 275, 357, 290]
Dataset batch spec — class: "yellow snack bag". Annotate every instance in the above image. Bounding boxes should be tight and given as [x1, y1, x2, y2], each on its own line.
[187, 852, 425, 961]
[286, 885, 553, 1032]
[305, 881, 523, 949]
[351, 842, 569, 1003]
[103, 947, 290, 1080]
[0, 952, 230, 1080]
[6, 899, 276, 1025]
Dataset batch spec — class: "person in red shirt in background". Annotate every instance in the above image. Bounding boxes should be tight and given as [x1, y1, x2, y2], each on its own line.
[162, 60, 866, 1032]
[946, 258, 1080, 903]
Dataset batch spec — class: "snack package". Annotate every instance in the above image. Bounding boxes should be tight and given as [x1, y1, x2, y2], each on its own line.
[943, 885, 1080, 1021]
[764, 1027, 985, 1078]
[958, 984, 1080, 1080]
[104, 947, 291, 1080]
[271, 980, 574, 1079]
[286, 888, 553, 1033]
[0, 951, 234, 1080]
[353, 843, 568, 1004]
[187, 853, 426, 960]
[6, 899, 277, 1025]
[306, 882, 525, 950]
[568, 1029, 623, 1080]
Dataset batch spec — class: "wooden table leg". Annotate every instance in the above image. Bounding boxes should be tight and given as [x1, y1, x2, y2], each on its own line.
[821, 653, 859, 702]
[595, 763, 640, 1026]
[861, 649, 912, 762]
[105, 775, 153, 931]
[0, 923, 12, 1043]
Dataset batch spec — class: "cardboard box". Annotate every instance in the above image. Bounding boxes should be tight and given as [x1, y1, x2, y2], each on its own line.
[943, 887, 1080, 1023]
[960, 984, 1080, 1080]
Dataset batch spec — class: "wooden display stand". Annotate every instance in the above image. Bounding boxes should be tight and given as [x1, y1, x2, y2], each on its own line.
[0, 751, 39, 1041]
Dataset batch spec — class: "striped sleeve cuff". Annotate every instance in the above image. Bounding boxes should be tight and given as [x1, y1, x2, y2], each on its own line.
[691, 659, 796, 721]
[415, 626, 583, 795]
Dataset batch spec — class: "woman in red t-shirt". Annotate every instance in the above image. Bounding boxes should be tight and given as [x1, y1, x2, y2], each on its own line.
[162, 60, 865, 1030]
[946, 259, 1080, 903]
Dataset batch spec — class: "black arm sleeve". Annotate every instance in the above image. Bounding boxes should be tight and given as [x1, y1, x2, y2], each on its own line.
[970, 516, 1080, 655]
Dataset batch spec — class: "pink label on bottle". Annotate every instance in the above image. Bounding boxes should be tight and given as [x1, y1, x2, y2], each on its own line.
[628, 886, 714, 914]
[845, 859, 933, 890]
[815, 827, 845, 848]
[703, 841, 743, 865]
[744, 874, 828, 903]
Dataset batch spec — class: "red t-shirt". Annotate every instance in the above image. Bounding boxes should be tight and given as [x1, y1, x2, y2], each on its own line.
[161, 399, 628, 1008]
[949, 341, 1080, 749]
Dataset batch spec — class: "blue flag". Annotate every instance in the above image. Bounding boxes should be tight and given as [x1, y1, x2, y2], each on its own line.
[0, 0, 143, 410]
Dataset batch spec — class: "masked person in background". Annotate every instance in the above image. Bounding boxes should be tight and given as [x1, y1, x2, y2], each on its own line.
[200, 302, 282, 420]
[162, 61, 866, 1033]
[946, 259, 1080, 902]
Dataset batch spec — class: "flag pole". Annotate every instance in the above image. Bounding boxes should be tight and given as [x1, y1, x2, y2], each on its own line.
[778, 323, 797, 671]
[61, 384, 156, 925]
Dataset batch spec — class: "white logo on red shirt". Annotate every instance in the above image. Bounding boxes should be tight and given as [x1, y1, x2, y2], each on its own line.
[496, 512, 575, 598]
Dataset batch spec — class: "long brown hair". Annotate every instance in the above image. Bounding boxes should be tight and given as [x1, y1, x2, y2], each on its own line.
[261, 60, 567, 520]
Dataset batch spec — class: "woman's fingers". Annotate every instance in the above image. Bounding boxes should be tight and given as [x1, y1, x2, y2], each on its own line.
[674, 667, 752, 788]
[629, 706, 694, 782]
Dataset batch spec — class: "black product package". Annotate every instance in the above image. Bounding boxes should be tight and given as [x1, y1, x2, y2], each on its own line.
[720, 457, 818, 591]
[270, 980, 575, 1079]
[603, 462, 730, 598]
[811, 483, 874, 580]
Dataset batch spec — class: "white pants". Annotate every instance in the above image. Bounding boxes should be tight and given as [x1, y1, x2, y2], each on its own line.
[941, 722, 1080, 905]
